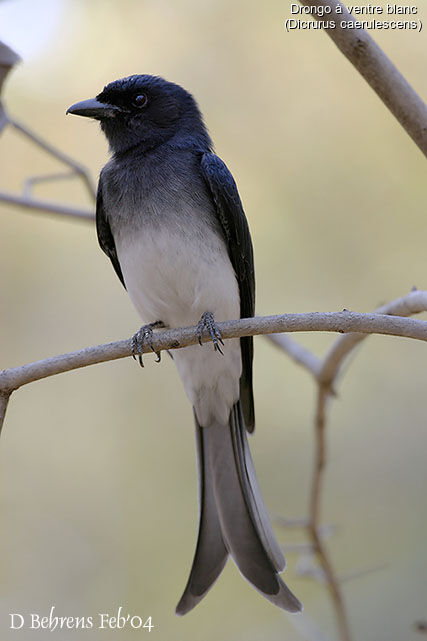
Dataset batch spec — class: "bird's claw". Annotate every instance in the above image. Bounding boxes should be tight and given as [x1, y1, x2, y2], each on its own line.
[131, 322, 164, 367]
[197, 312, 224, 354]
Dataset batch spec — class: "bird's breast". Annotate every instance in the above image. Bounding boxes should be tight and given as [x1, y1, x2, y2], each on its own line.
[102, 151, 243, 425]
[113, 205, 240, 329]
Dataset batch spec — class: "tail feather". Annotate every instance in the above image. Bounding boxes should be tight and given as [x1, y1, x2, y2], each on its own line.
[176, 401, 302, 614]
[229, 402, 286, 573]
[175, 415, 229, 616]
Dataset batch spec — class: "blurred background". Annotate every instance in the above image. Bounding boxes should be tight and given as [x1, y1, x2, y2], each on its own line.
[0, 0, 426, 639]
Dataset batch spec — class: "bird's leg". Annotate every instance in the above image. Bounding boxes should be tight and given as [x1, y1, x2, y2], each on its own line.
[197, 311, 224, 354]
[131, 320, 165, 367]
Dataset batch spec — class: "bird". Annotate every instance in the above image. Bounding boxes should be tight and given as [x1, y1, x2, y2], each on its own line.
[67, 74, 302, 615]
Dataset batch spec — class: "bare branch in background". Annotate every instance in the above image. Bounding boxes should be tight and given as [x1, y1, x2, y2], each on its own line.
[279, 3, 427, 634]
[269, 289, 427, 641]
[311, 385, 351, 641]
[0, 188, 93, 222]
[0, 40, 20, 133]
[298, 0, 427, 156]
[0, 191, 94, 222]
[318, 289, 427, 386]
[8, 118, 97, 201]
[0, 117, 96, 220]
[267, 333, 322, 377]
[0, 40, 95, 220]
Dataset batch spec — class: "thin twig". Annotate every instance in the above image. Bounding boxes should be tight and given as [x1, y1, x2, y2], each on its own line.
[0, 97, 96, 220]
[310, 386, 352, 641]
[0, 191, 94, 221]
[267, 333, 321, 377]
[8, 118, 97, 199]
[268, 290, 427, 388]
[298, 0, 427, 156]
[23, 170, 81, 198]
[318, 290, 427, 386]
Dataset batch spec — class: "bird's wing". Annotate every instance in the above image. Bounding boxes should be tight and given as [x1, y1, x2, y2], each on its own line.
[200, 152, 255, 431]
[96, 174, 126, 288]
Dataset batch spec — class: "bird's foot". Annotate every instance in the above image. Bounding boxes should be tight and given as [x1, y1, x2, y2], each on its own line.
[197, 312, 224, 354]
[131, 321, 165, 367]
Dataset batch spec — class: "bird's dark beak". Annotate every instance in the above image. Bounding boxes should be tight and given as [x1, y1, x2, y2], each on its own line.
[66, 98, 120, 119]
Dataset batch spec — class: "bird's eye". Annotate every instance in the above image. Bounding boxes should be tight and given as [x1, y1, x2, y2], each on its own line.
[131, 93, 148, 108]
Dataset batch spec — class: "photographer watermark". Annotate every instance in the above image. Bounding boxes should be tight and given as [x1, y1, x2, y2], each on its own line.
[9, 606, 154, 632]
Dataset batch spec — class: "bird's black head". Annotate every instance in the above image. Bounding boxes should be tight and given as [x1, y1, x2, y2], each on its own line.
[67, 74, 211, 155]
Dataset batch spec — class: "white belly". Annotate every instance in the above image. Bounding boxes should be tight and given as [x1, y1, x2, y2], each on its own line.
[115, 218, 242, 425]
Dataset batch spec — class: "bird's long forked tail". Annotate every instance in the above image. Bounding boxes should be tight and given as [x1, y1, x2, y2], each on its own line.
[176, 402, 302, 615]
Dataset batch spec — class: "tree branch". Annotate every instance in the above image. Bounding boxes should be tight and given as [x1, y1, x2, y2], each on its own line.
[0, 191, 94, 221]
[8, 118, 97, 200]
[310, 385, 352, 641]
[318, 289, 427, 386]
[267, 333, 321, 376]
[0, 116, 96, 220]
[268, 290, 427, 641]
[298, 0, 427, 156]
[268, 291, 427, 387]
[0, 40, 20, 101]
[2, 309, 427, 434]
[0, 45, 96, 221]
